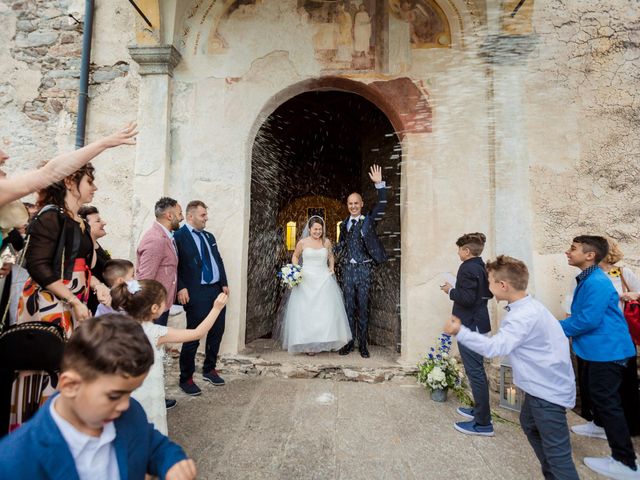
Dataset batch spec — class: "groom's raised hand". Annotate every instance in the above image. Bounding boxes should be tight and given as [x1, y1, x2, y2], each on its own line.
[368, 164, 382, 184]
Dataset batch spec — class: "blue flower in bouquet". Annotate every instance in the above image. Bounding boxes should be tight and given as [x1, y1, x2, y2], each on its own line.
[278, 263, 303, 289]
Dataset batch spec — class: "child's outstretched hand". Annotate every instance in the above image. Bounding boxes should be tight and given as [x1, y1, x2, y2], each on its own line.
[443, 315, 462, 336]
[166, 458, 197, 480]
[213, 292, 228, 311]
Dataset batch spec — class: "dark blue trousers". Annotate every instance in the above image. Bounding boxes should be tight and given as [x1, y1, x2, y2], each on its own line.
[458, 342, 491, 425]
[342, 263, 372, 345]
[520, 393, 579, 480]
[179, 283, 226, 384]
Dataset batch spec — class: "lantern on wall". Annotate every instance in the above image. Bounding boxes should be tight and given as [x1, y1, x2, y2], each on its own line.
[499, 360, 522, 412]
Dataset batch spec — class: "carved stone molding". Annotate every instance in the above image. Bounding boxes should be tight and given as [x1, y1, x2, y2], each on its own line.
[128, 45, 182, 76]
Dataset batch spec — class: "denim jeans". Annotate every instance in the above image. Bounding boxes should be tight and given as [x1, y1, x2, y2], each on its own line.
[458, 342, 491, 425]
[520, 393, 579, 480]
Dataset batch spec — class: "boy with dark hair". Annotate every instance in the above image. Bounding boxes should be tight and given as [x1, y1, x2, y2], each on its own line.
[95, 259, 135, 316]
[561, 235, 638, 479]
[0, 315, 197, 480]
[441, 232, 494, 436]
[444, 256, 579, 479]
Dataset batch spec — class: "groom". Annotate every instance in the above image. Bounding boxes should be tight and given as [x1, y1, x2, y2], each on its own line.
[335, 165, 387, 358]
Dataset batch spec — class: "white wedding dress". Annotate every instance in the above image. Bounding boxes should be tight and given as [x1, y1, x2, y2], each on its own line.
[282, 247, 352, 353]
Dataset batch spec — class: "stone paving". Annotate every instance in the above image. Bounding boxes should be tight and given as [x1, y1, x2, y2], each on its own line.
[164, 350, 638, 480]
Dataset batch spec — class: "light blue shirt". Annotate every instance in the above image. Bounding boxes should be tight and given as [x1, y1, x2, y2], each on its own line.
[457, 295, 576, 408]
[186, 223, 220, 284]
[49, 397, 120, 480]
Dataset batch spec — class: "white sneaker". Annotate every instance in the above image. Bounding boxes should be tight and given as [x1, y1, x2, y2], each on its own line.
[571, 421, 607, 440]
[584, 456, 640, 480]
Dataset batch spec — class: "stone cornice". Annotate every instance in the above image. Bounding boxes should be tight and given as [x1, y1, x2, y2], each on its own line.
[480, 34, 538, 65]
[128, 45, 182, 76]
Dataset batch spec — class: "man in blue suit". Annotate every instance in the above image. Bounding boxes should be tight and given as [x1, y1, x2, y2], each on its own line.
[175, 200, 229, 395]
[561, 235, 638, 479]
[334, 165, 387, 358]
[0, 314, 195, 480]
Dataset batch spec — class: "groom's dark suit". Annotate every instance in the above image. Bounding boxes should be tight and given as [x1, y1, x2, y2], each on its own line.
[334, 184, 387, 353]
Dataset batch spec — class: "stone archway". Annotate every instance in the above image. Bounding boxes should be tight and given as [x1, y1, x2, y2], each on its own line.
[245, 88, 405, 351]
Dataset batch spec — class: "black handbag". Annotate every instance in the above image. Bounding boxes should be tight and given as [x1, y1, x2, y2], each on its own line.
[0, 205, 69, 386]
[0, 321, 65, 387]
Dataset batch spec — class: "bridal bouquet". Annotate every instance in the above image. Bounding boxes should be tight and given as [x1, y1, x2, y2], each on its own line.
[278, 263, 302, 289]
[417, 334, 465, 395]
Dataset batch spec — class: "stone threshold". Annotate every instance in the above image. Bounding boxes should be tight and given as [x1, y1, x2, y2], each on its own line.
[216, 354, 418, 383]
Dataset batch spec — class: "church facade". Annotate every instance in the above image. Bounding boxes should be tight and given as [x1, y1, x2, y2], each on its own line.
[1, 0, 638, 363]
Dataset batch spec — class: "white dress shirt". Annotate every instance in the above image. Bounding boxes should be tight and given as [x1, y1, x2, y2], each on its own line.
[50, 397, 120, 480]
[457, 295, 576, 408]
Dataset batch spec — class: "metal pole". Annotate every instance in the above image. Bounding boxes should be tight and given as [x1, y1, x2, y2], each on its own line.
[75, 0, 95, 149]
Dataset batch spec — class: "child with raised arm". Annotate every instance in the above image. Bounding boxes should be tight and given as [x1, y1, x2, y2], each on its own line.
[444, 255, 579, 479]
[0, 314, 197, 480]
[111, 279, 227, 435]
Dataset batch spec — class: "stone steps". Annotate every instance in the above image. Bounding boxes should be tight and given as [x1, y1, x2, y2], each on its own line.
[217, 354, 418, 383]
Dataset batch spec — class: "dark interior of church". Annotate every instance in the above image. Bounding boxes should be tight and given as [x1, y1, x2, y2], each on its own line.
[247, 90, 402, 351]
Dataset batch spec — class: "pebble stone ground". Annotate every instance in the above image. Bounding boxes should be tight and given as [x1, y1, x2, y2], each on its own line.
[164, 350, 637, 480]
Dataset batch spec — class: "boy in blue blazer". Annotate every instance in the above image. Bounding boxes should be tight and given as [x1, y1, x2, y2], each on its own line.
[0, 314, 196, 480]
[561, 235, 638, 479]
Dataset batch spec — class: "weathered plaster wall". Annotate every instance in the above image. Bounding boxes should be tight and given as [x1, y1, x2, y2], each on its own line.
[526, 0, 640, 315]
[0, 0, 139, 259]
[167, 0, 489, 360]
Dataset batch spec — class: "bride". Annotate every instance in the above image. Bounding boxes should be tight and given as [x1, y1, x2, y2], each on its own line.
[281, 216, 352, 354]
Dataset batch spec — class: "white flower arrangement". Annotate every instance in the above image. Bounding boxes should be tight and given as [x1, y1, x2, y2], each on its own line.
[358, 215, 365, 221]
[417, 334, 466, 393]
[277, 263, 303, 289]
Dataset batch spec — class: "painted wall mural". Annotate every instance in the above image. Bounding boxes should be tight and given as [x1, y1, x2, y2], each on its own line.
[388, 0, 451, 48]
[298, 0, 377, 71]
[177, 0, 450, 69]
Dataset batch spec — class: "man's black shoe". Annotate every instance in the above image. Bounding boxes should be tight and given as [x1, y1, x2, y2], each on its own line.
[165, 398, 177, 410]
[179, 378, 202, 396]
[339, 341, 354, 355]
[359, 345, 370, 358]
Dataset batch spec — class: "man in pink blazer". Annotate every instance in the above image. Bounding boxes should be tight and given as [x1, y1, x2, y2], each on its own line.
[136, 197, 183, 327]
[136, 197, 183, 410]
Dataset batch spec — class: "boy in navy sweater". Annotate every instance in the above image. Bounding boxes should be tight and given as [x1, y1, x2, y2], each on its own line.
[441, 232, 493, 436]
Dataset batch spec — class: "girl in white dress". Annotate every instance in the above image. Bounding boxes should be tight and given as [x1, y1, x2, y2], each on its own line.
[111, 279, 227, 434]
[281, 217, 352, 354]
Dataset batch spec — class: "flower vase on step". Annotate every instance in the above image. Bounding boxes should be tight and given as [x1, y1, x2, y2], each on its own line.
[430, 388, 448, 402]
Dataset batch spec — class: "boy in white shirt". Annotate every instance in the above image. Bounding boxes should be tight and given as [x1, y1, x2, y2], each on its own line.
[444, 255, 579, 480]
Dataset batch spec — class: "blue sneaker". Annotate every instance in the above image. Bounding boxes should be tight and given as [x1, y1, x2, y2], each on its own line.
[454, 420, 495, 437]
[456, 407, 474, 420]
[202, 369, 225, 386]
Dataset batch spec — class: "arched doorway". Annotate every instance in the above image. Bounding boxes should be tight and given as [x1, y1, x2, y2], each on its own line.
[246, 89, 402, 352]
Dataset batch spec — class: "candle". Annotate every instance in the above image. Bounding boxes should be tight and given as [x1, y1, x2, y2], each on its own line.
[507, 387, 516, 404]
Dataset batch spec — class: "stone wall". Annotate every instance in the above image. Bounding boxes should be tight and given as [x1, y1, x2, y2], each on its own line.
[526, 0, 640, 313]
[0, 0, 139, 258]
